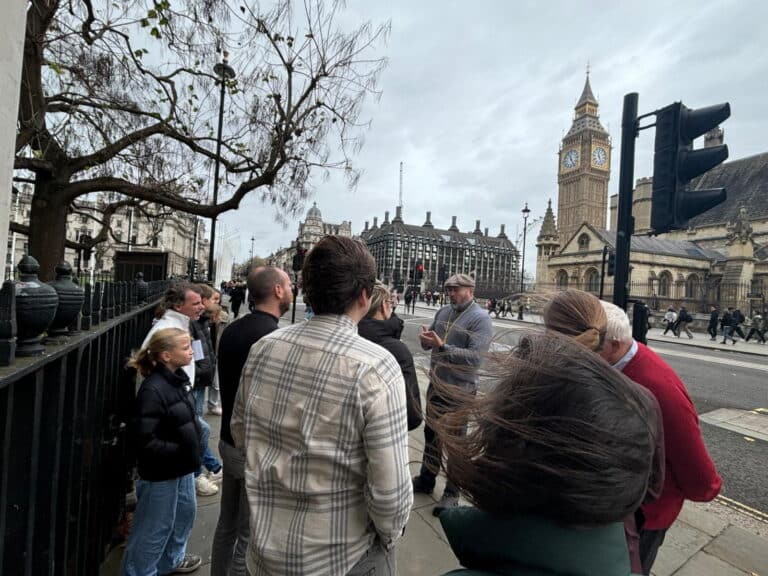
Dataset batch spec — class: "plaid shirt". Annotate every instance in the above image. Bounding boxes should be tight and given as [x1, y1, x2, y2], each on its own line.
[231, 314, 412, 576]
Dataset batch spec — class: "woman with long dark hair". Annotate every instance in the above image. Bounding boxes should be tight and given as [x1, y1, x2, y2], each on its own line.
[434, 333, 659, 576]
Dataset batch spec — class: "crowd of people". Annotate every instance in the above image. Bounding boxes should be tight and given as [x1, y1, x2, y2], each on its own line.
[121, 235, 721, 576]
[662, 304, 767, 344]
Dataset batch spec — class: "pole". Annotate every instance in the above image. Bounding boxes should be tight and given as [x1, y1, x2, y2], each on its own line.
[599, 244, 608, 300]
[208, 53, 236, 283]
[291, 274, 297, 324]
[613, 93, 639, 311]
[520, 203, 530, 293]
[127, 207, 134, 252]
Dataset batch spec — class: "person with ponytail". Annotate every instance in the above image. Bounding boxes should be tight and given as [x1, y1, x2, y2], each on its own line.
[122, 328, 203, 576]
[434, 333, 659, 576]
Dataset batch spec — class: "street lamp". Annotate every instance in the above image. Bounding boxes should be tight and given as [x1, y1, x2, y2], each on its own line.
[520, 202, 531, 293]
[208, 51, 237, 283]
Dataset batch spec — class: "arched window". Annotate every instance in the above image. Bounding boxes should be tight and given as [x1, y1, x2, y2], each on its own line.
[658, 271, 673, 297]
[556, 270, 569, 289]
[685, 274, 700, 299]
[584, 268, 600, 293]
[577, 233, 590, 252]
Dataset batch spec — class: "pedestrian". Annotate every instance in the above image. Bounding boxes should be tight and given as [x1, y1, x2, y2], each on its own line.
[434, 333, 659, 576]
[229, 283, 245, 318]
[189, 286, 224, 489]
[733, 309, 747, 339]
[411, 290, 418, 313]
[707, 306, 719, 341]
[142, 283, 220, 497]
[413, 273, 493, 516]
[198, 285, 223, 415]
[358, 281, 423, 431]
[745, 312, 766, 343]
[231, 236, 412, 576]
[662, 306, 677, 336]
[675, 306, 694, 339]
[596, 299, 721, 575]
[404, 290, 413, 314]
[122, 328, 202, 576]
[720, 307, 736, 344]
[211, 266, 293, 576]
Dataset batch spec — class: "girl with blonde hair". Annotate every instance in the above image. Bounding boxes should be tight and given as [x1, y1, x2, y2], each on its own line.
[122, 328, 202, 575]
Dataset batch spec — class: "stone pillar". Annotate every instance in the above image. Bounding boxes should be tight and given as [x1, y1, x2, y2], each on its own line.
[0, 5, 26, 275]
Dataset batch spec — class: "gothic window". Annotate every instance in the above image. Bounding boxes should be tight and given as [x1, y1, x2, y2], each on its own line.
[556, 270, 569, 289]
[577, 234, 590, 252]
[584, 268, 600, 293]
[685, 274, 700, 299]
[658, 271, 673, 297]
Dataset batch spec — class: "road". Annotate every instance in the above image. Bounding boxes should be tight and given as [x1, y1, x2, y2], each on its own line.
[397, 304, 768, 517]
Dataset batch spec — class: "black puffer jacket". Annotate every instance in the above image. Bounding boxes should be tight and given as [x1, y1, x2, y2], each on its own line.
[134, 364, 201, 481]
[358, 317, 423, 430]
[190, 314, 216, 389]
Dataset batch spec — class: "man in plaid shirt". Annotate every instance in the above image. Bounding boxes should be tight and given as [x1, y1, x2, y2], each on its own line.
[232, 236, 412, 576]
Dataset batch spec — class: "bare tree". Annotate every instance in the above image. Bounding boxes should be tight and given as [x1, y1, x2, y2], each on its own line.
[15, 0, 389, 278]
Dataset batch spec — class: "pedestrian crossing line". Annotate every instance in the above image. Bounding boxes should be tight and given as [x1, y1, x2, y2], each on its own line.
[646, 347, 768, 372]
[755, 408, 768, 414]
[716, 495, 768, 523]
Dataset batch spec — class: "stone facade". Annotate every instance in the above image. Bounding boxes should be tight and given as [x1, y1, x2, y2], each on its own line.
[267, 202, 352, 274]
[361, 207, 518, 297]
[536, 73, 768, 312]
[6, 185, 209, 279]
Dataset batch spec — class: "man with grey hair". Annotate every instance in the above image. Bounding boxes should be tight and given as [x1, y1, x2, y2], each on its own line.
[413, 273, 493, 516]
[599, 301, 721, 575]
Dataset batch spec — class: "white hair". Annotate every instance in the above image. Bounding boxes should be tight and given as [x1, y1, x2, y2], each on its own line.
[600, 301, 633, 343]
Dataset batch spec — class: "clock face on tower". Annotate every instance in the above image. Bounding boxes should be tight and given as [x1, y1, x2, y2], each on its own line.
[562, 149, 580, 169]
[591, 146, 608, 168]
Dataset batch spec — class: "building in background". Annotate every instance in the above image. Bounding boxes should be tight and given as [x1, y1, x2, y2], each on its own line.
[6, 185, 209, 279]
[267, 202, 352, 274]
[536, 73, 768, 313]
[361, 206, 518, 298]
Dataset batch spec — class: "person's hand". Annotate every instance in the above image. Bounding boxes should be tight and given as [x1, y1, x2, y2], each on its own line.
[419, 327, 444, 349]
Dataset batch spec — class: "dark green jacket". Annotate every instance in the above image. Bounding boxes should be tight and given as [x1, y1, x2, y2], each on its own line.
[439, 507, 639, 576]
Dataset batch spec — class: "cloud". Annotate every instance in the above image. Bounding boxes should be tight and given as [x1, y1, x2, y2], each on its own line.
[220, 0, 768, 280]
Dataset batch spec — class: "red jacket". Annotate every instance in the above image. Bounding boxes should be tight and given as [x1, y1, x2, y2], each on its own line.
[622, 343, 722, 529]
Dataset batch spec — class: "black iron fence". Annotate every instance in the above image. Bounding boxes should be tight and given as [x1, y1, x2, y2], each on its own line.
[0, 256, 168, 574]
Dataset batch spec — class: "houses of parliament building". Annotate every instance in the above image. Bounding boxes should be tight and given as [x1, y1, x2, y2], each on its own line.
[535, 73, 768, 312]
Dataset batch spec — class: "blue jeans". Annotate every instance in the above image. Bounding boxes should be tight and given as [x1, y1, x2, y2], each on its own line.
[122, 474, 196, 576]
[723, 326, 736, 343]
[193, 388, 221, 475]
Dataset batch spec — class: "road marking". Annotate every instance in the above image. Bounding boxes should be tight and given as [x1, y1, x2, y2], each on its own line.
[716, 495, 768, 523]
[650, 347, 768, 373]
[700, 409, 768, 442]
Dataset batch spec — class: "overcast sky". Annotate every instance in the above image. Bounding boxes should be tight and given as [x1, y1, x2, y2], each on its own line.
[218, 0, 768, 277]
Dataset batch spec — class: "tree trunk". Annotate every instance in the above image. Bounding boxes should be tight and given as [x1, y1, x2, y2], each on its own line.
[28, 179, 69, 281]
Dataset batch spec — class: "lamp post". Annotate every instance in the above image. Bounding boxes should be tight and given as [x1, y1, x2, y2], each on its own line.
[208, 51, 236, 283]
[520, 202, 530, 293]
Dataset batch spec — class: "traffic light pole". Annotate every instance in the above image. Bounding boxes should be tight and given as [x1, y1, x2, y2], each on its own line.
[613, 93, 638, 311]
[599, 245, 608, 300]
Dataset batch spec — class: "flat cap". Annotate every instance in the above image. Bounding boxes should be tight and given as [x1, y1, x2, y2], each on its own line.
[444, 273, 475, 288]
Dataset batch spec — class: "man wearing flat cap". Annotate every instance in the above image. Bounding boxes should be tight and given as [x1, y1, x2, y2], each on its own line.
[413, 273, 493, 516]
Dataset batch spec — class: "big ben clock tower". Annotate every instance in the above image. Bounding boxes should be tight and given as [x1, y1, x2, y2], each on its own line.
[557, 72, 611, 244]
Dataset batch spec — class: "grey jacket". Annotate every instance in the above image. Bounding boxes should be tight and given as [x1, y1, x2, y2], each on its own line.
[422, 301, 493, 390]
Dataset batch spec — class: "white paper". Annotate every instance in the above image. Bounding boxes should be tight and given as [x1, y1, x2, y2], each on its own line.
[191, 339, 204, 361]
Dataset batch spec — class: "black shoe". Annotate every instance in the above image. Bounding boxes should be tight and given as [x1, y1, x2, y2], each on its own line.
[412, 475, 435, 495]
[432, 494, 459, 517]
[164, 554, 202, 574]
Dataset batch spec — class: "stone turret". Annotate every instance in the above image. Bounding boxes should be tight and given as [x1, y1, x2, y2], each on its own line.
[536, 200, 561, 285]
[392, 206, 403, 224]
[449, 216, 459, 232]
[423, 211, 434, 228]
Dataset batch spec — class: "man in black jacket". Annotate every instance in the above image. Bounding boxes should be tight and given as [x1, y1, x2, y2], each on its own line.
[210, 266, 292, 576]
[707, 306, 719, 341]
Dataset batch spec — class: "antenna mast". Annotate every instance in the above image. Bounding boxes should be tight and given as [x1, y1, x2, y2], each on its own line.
[399, 161, 403, 208]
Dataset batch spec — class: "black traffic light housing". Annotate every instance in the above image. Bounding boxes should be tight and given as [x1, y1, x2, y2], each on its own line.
[415, 260, 424, 283]
[651, 102, 731, 234]
[607, 251, 616, 277]
[292, 247, 307, 272]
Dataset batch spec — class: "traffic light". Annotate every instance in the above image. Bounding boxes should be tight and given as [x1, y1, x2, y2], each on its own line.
[607, 251, 616, 277]
[415, 260, 424, 283]
[292, 247, 306, 272]
[651, 101, 731, 234]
